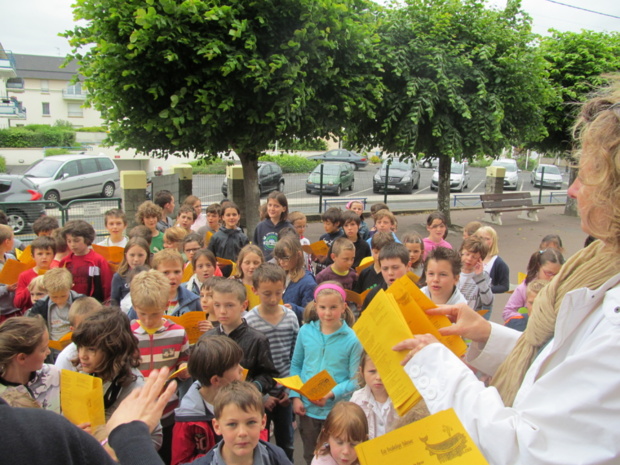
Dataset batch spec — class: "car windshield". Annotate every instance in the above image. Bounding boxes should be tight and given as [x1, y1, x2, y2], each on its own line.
[492, 161, 517, 172]
[384, 160, 412, 170]
[313, 165, 341, 175]
[450, 163, 464, 174]
[25, 159, 63, 178]
[538, 165, 561, 175]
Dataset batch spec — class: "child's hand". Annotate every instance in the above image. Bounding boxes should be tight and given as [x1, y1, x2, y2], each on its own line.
[473, 259, 484, 275]
[7, 283, 17, 292]
[264, 395, 278, 412]
[277, 390, 290, 407]
[77, 422, 92, 434]
[176, 363, 191, 380]
[197, 320, 213, 333]
[309, 391, 334, 407]
[292, 397, 306, 416]
[283, 303, 292, 310]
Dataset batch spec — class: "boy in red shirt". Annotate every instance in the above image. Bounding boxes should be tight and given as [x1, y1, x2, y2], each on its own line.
[14, 236, 56, 312]
[59, 220, 112, 302]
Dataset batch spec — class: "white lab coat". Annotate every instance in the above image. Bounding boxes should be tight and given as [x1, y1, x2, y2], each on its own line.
[405, 272, 620, 465]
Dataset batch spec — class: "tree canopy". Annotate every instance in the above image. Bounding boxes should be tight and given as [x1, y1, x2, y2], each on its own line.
[65, 0, 383, 232]
[350, 0, 553, 222]
[531, 29, 620, 156]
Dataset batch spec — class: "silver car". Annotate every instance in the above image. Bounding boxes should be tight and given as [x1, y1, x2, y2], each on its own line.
[491, 159, 520, 190]
[430, 162, 470, 192]
[24, 154, 120, 202]
[531, 164, 563, 189]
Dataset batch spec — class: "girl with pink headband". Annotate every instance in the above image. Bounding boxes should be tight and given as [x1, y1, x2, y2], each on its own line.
[289, 281, 362, 465]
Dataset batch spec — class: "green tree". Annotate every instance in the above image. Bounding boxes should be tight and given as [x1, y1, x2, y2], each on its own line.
[65, 0, 383, 233]
[531, 30, 620, 157]
[350, 0, 553, 223]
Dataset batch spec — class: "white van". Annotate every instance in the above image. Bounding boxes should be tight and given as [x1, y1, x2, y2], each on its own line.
[24, 154, 120, 202]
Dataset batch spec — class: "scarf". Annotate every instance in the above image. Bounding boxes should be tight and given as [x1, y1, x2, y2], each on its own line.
[491, 240, 620, 406]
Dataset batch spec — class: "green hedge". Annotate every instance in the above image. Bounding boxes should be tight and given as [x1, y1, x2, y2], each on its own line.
[76, 126, 108, 132]
[0, 126, 76, 148]
[469, 156, 493, 168]
[517, 157, 538, 171]
[258, 154, 317, 173]
[189, 160, 230, 174]
[0, 155, 5, 173]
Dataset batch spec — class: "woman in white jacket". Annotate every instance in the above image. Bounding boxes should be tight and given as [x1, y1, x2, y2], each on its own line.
[394, 80, 620, 465]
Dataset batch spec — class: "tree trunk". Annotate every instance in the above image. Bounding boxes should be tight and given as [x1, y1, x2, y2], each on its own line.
[238, 152, 261, 238]
[437, 155, 452, 226]
[564, 164, 579, 217]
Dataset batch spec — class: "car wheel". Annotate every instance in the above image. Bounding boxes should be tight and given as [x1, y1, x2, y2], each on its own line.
[6, 210, 27, 234]
[336, 185, 342, 196]
[44, 190, 60, 207]
[413, 176, 419, 189]
[350, 163, 358, 171]
[349, 180, 354, 191]
[306, 188, 311, 194]
[278, 180, 285, 193]
[373, 187, 379, 194]
[422, 161, 430, 168]
[102, 182, 115, 198]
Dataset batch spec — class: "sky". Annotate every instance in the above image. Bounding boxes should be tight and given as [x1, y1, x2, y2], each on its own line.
[0, 0, 618, 57]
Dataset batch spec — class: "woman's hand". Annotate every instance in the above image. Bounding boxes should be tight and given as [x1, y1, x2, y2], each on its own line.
[393, 334, 440, 366]
[427, 303, 492, 344]
[292, 397, 306, 416]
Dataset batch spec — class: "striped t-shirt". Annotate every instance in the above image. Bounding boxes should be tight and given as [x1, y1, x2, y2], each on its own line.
[244, 305, 299, 392]
[130, 318, 190, 376]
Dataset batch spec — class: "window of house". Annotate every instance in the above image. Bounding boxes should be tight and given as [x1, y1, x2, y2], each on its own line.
[67, 103, 83, 117]
[66, 82, 82, 95]
[41, 80, 49, 92]
[42, 102, 50, 116]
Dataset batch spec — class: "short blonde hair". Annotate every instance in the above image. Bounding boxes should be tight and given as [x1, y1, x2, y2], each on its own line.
[68, 297, 101, 327]
[130, 269, 169, 310]
[374, 209, 396, 225]
[164, 226, 188, 244]
[0, 224, 13, 244]
[27, 275, 46, 293]
[152, 249, 185, 270]
[43, 268, 73, 293]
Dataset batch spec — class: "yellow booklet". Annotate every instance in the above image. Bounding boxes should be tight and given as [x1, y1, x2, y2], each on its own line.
[274, 370, 336, 401]
[61, 369, 106, 428]
[216, 257, 237, 276]
[301, 240, 329, 257]
[182, 263, 194, 283]
[16, 246, 35, 266]
[355, 256, 374, 274]
[167, 311, 207, 344]
[345, 288, 370, 307]
[0, 259, 34, 285]
[203, 231, 214, 247]
[353, 290, 420, 415]
[355, 408, 489, 465]
[48, 332, 73, 352]
[244, 284, 261, 310]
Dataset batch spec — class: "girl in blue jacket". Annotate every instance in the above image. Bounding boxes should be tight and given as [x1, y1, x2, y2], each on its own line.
[290, 281, 362, 465]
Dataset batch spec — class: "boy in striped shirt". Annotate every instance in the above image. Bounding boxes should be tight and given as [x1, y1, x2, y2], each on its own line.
[244, 263, 299, 461]
[129, 269, 190, 463]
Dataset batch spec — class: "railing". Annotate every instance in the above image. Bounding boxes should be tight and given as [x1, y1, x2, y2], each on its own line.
[452, 194, 480, 207]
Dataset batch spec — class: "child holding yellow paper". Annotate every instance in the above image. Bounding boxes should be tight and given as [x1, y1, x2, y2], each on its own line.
[71, 306, 162, 448]
[290, 282, 362, 465]
[350, 351, 397, 439]
[312, 401, 368, 465]
[110, 237, 150, 306]
[421, 247, 467, 306]
[14, 235, 56, 313]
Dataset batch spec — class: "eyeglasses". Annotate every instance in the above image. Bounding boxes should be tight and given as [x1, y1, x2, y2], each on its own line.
[276, 256, 291, 263]
[184, 248, 200, 254]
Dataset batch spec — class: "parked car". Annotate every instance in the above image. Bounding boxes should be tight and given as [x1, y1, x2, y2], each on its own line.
[421, 157, 439, 169]
[308, 149, 368, 170]
[373, 158, 420, 194]
[430, 162, 470, 192]
[24, 154, 120, 202]
[306, 162, 354, 196]
[0, 174, 45, 234]
[531, 164, 564, 189]
[221, 161, 284, 197]
[491, 159, 520, 190]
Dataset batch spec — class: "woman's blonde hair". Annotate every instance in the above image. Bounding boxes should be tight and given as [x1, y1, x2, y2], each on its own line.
[314, 402, 368, 458]
[573, 76, 620, 250]
[475, 226, 499, 257]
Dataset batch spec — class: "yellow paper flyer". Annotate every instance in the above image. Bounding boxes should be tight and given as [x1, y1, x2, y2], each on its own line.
[0, 259, 34, 285]
[356, 408, 489, 465]
[61, 369, 105, 429]
[48, 331, 73, 352]
[274, 370, 336, 401]
[167, 311, 207, 344]
[301, 240, 329, 257]
[182, 263, 194, 283]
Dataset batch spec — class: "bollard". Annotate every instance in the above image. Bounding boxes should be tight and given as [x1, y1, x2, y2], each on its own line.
[121, 171, 147, 229]
[172, 164, 193, 206]
[226, 165, 246, 228]
[485, 166, 505, 194]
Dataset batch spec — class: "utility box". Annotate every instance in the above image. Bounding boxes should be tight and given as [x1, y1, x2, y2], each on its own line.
[173, 164, 193, 204]
[226, 165, 246, 228]
[485, 166, 505, 194]
[121, 171, 148, 228]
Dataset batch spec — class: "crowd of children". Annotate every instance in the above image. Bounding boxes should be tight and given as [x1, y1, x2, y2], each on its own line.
[0, 188, 573, 465]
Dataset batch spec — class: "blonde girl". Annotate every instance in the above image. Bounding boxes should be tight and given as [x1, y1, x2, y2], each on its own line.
[350, 351, 397, 439]
[186, 248, 217, 295]
[0, 316, 60, 413]
[312, 402, 368, 465]
[234, 244, 265, 286]
[401, 232, 424, 276]
[290, 281, 362, 465]
[475, 226, 510, 294]
[273, 235, 316, 324]
[110, 237, 150, 306]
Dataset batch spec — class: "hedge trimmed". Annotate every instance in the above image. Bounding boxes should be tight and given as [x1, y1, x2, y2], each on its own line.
[0, 126, 76, 148]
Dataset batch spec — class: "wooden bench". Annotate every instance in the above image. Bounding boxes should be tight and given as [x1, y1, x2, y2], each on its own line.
[480, 193, 543, 226]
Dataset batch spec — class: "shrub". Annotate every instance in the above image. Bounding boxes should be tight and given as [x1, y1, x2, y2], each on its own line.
[76, 126, 108, 132]
[259, 154, 317, 173]
[270, 138, 328, 152]
[370, 155, 381, 164]
[0, 155, 5, 173]
[189, 159, 231, 174]
[517, 157, 538, 171]
[469, 156, 493, 168]
[0, 126, 75, 148]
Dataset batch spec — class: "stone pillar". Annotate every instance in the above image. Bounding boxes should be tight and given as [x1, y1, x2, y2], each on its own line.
[227, 165, 246, 229]
[485, 166, 505, 194]
[172, 164, 193, 205]
[121, 171, 147, 229]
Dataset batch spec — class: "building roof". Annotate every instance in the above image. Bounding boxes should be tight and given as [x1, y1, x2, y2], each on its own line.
[11, 53, 78, 81]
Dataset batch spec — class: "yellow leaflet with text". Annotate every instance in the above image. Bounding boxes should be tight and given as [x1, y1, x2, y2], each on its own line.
[302, 241, 329, 257]
[48, 331, 73, 352]
[0, 259, 34, 285]
[344, 288, 370, 307]
[182, 263, 194, 283]
[61, 369, 105, 429]
[353, 290, 421, 415]
[167, 311, 206, 344]
[274, 370, 336, 401]
[356, 408, 489, 465]
[406, 270, 421, 284]
[91, 244, 124, 265]
[355, 256, 374, 274]
[388, 276, 467, 357]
